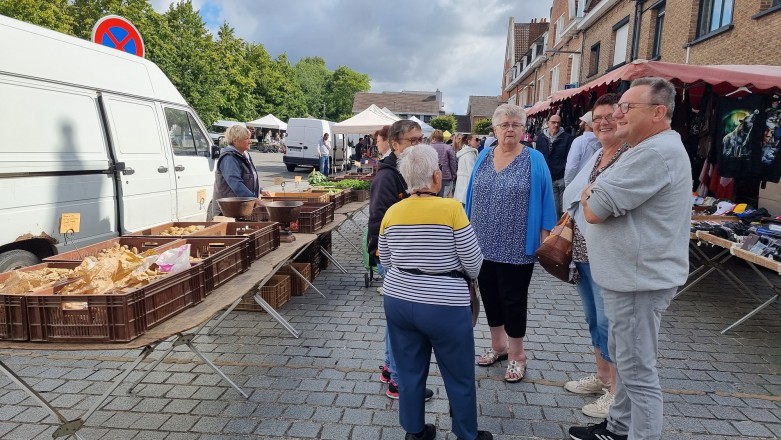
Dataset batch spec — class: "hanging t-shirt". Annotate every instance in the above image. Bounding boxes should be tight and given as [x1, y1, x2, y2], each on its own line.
[715, 95, 766, 178]
[760, 97, 781, 182]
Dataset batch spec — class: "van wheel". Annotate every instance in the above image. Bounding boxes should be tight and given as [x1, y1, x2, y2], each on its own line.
[286, 164, 296, 172]
[0, 250, 41, 272]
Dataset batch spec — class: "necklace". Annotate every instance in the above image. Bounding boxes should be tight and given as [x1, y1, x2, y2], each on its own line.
[413, 191, 438, 197]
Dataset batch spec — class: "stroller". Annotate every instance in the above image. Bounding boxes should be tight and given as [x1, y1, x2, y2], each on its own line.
[361, 228, 382, 287]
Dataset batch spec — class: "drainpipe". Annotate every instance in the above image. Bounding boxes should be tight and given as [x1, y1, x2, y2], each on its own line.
[630, 0, 643, 61]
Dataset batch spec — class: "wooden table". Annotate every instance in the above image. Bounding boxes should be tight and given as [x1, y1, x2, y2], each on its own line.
[683, 230, 780, 333]
[0, 234, 317, 440]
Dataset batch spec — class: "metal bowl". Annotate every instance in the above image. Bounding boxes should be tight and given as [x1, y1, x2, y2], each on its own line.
[217, 197, 256, 218]
[264, 201, 304, 224]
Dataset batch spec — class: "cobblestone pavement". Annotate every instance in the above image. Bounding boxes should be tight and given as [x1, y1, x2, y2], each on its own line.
[0, 209, 779, 440]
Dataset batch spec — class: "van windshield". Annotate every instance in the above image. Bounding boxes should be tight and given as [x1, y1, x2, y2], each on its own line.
[209, 125, 228, 134]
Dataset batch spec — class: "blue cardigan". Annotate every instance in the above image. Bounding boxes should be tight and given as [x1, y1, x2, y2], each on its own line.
[465, 146, 557, 256]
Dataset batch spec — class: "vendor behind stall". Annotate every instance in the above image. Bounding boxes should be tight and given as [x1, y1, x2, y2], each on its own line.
[208, 125, 270, 219]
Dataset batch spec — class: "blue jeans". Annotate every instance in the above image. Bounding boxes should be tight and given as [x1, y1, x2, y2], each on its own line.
[319, 156, 329, 175]
[575, 262, 611, 362]
[604, 287, 675, 440]
[385, 295, 477, 439]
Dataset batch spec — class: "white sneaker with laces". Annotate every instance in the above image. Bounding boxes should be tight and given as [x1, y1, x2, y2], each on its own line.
[564, 374, 608, 395]
[582, 389, 615, 418]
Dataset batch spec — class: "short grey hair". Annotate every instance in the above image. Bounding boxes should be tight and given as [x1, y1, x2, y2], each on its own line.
[631, 77, 676, 121]
[492, 103, 527, 127]
[225, 124, 250, 145]
[397, 144, 439, 193]
[388, 119, 422, 143]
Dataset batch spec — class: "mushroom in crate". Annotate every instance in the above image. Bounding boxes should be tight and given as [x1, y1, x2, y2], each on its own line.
[264, 201, 303, 242]
[216, 197, 257, 221]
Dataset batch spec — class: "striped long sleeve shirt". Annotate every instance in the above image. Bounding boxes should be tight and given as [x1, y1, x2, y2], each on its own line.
[378, 197, 483, 306]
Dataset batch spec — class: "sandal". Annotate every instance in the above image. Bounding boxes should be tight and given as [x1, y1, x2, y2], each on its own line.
[504, 360, 526, 382]
[477, 348, 508, 367]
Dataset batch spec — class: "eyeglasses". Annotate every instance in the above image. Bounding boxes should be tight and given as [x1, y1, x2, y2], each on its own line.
[401, 136, 424, 144]
[592, 114, 616, 124]
[613, 102, 661, 114]
[495, 122, 524, 130]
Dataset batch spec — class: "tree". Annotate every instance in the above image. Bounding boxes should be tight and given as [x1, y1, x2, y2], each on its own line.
[429, 115, 457, 133]
[162, 0, 223, 125]
[474, 118, 493, 135]
[324, 66, 370, 121]
[295, 57, 330, 118]
[0, 0, 74, 34]
[254, 52, 307, 121]
[214, 23, 257, 121]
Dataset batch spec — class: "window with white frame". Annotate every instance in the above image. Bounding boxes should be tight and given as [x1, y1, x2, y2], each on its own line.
[612, 18, 630, 66]
[555, 16, 564, 42]
[550, 65, 560, 94]
[538, 76, 546, 101]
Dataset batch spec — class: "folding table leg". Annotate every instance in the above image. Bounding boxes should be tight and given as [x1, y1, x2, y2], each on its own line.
[334, 228, 363, 255]
[289, 265, 326, 298]
[184, 338, 248, 398]
[0, 360, 86, 440]
[721, 261, 781, 334]
[320, 247, 348, 274]
[253, 293, 301, 338]
[127, 343, 173, 395]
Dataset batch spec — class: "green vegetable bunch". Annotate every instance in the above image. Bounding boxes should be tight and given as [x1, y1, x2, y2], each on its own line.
[308, 170, 328, 185]
[331, 179, 370, 190]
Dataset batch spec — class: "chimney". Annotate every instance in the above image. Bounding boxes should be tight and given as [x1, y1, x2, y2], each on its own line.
[436, 89, 442, 107]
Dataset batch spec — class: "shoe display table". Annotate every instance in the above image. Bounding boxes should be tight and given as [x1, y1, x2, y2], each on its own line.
[0, 234, 319, 440]
[682, 230, 780, 333]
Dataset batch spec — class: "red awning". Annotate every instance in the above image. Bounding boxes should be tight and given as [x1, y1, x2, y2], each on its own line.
[549, 59, 781, 104]
[525, 99, 551, 116]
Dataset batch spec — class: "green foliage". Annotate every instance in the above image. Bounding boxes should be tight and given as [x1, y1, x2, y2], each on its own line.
[0, 0, 74, 34]
[325, 66, 370, 120]
[429, 115, 457, 133]
[5, 0, 371, 126]
[474, 118, 493, 135]
[295, 57, 330, 118]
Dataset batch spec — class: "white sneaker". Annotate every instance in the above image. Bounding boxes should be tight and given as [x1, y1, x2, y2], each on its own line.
[377, 286, 384, 295]
[564, 374, 608, 395]
[582, 389, 615, 418]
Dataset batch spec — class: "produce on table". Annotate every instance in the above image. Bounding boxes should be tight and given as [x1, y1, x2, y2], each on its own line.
[158, 225, 205, 236]
[0, 244, 164, 295]
[308, 170, 328, 185]
[311, 179, 370, 191]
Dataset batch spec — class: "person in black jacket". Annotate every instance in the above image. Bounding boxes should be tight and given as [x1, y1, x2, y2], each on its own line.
[534, 114, 573, 216]
[369, 119, 436, 403]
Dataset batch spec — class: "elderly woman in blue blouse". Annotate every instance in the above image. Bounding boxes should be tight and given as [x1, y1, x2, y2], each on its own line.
[380, 144, 491, 440]
[465, 104, 557, 382]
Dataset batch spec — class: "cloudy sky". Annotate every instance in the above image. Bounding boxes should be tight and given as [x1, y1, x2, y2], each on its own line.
[150, 0, 552, 115]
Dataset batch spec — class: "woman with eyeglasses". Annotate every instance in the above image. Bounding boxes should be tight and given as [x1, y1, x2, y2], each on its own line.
[465, 104, 556, 383]
[369, 120, 435, 403]
[562, 93, 625, 419]
[380, 144, 491, 440]
[453, 134, 480, 205]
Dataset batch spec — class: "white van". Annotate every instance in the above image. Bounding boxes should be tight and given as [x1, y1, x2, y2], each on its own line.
[0, 15, 218, 271]
[283, 118, 353, 172]
[208, 120, 247, 146]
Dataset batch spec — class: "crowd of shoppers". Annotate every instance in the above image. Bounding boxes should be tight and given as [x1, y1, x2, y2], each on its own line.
[365, 77, 688, 440]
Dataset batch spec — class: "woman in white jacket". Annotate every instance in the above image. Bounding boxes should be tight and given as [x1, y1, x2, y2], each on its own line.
[453, 134, 480, 205]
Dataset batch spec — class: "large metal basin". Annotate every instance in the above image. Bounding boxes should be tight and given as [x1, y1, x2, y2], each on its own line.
[264, 201, 303, 223]
[217, 197, 256, 218]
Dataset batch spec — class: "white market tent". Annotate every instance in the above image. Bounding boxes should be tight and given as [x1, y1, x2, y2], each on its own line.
[408, 116, 434, 135]
[246, 114, 287, 130]
[331, 104, 399, 134]
[381, 107, 399, 119]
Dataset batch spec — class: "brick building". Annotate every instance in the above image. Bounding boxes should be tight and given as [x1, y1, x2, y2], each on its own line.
[466, 96, 502, 131]
[501, 18, 549, 107]
[503, 0, 781, 215]
[352, 90, 445, 122]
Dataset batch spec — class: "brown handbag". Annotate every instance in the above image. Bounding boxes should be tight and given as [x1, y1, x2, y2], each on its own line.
[535, 212, 574, 282]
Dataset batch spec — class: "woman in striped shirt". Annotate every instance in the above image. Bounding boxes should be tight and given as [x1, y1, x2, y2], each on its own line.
[379, 145, 491, 440]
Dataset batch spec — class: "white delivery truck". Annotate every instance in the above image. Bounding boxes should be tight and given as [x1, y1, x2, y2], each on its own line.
[283, 118, 353, 172]
[208, 120, 247, 146]
[0, 15, 218, 271]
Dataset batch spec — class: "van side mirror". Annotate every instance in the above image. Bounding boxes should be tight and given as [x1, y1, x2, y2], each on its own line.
[211, 145, 220, 159]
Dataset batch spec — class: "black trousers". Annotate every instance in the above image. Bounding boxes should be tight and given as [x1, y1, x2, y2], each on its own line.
[477, 259, 535, 338]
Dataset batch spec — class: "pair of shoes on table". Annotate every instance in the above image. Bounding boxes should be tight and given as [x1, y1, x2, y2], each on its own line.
[476, 348, 508, 366]
[569, 419, 627, 440]
[386, 381, 434, 401]
[564, 374, 608, 395]
[405, 423, 436, 440]
[504, 360, 526, 383]
[581, 389, 615, 419]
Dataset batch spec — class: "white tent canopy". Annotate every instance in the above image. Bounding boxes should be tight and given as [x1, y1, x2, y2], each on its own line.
[246, 114, 287, 130]
[381, 107, 399, 120]
[408, 116, 434, 135]
[331, 104, 399, 134]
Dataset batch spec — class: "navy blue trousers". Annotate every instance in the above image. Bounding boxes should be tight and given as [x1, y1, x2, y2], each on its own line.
[384, 295, 477, 439]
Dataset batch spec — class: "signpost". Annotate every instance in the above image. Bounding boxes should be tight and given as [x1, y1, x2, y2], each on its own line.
[91, 15, 145, 58]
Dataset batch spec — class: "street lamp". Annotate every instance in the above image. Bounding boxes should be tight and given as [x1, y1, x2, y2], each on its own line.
[322, 103, 326, 119]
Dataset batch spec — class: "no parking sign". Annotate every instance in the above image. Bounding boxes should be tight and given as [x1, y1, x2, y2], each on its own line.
[91, 15, 145, 58]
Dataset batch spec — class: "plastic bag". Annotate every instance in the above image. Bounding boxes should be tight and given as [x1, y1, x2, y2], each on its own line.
[155, 244, 191, 274]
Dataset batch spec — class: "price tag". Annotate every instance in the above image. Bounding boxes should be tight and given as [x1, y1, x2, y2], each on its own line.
[353, 161, 361, 167]
[60, 213, 81, 233]
[294, 176, 302, 183]
[196, 189, 206, 203]
[273, 177, 284, 185]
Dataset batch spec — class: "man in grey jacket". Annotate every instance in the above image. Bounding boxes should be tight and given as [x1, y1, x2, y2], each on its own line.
[569, 77, 691, 440]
